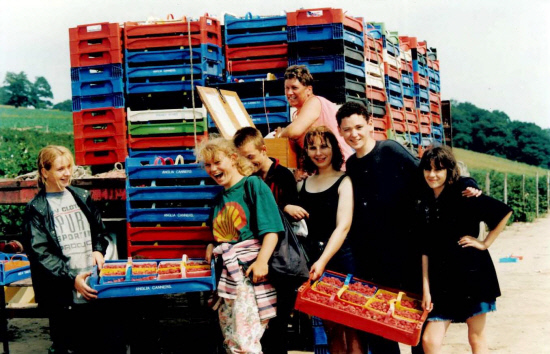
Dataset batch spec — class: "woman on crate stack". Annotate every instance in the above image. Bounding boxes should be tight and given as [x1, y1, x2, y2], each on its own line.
[197, 136, 283, 354]
[275, 65, 354, 177]
[294, 126, 361, 353]
[22, 145, 126, 354]
[418, 145, 512, 354]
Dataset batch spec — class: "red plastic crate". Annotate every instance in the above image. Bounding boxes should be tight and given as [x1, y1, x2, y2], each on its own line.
[127, 245, 206, 260]
[69, 23, 122, 57]
[431, 112, 442, 125]
[372, 116, 388, 130]
[124, 16, 221, 49]
[419, 123, 431, 135]
[388, 107, 405, 122]
[429, 91, 440, 104]
[398, 36, 417, 51]
[69, 23, 121, 41]
[127, 225, 212, 243]
[366, 87, 387, 103]
[390, 119, 407, 133]
[70, 49, 123, 67]
[295, 271, 427, 346]
[72, 107, 126, 126]
[413, 72, 429, 88]
[75, 148, 128, 166]
[373, 129, 388, 141]
[73, 120, 127, 140]
[364, 34, 383, 52]
[401, 60, 413, 73]
[128, 134, 206, 150]
[404, 120, 420, 134]
[384, 63, 401, 81]
[404, 97, 416, 111]
[416, 41, 427, 55]
[432, 60, 440, 71]
[227, 57, 288, 73]
[419, 113, 431, 126]
[287, 8, 363, 34]
[365, 47, 383, 64]
[74, 134, 127, 151]
[226, 43, 288, 60]
[404, 110, 419, 124]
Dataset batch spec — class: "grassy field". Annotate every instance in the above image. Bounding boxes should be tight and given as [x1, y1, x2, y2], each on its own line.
[0, 105, 73, 133]
[454, 147, 549, 177]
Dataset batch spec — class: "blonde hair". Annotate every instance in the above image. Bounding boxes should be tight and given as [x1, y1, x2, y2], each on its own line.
[37, 145, 75, 189]
[196, 136, 253, 177]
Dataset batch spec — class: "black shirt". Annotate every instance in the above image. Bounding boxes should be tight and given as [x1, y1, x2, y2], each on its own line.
[263, 157, 298, 211]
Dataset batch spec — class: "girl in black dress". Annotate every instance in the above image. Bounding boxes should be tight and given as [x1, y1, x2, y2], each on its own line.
[419, 146, 512, 354]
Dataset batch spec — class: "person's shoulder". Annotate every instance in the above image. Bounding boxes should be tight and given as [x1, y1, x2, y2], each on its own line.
[379, 140, 418, 161]
[67, 186, 89, 201]
[246, 175, 267, 189]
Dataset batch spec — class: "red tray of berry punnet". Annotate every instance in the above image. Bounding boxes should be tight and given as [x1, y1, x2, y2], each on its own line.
[295, 271, 428, 346]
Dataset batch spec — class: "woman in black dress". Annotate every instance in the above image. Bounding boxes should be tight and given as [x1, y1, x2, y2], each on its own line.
[418, 146, 512, 354]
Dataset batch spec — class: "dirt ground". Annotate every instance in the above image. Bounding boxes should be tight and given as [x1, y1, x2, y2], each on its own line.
[5, 214, 550, 353]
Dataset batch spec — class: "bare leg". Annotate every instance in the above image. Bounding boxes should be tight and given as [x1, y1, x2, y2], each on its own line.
[466, 313, 488, 354]
[422, 320, 451, 354]
[344, 328, 363, 353]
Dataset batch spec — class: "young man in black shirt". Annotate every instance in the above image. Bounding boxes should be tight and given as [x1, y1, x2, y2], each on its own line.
[234, 127, 308, 354]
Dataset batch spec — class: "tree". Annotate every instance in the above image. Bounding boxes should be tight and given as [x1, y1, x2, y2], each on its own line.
[3, 71, 32, 108]
[52, 99, 73, 112]
[0, 86, 8, 105]
[29, 76, 53, 109]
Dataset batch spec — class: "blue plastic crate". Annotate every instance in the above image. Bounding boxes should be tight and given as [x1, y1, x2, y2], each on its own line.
[125, 44, 223, 66]
[289, 55, 365, 79]
[365, 23, 382, 40]
[72, 93, 124, 112]
[383, 39, 400, 57]
[387, 94, 404, 108]
[70, 64, 123, 82]
[414, 85, 430, 101]
[241, 95, 288, 110]
[128, 149, 196, 161]
[89, 259, 216, 298]
[225, 13, 287, 32]
[225, 31, 288, 47]
[126, 206, 211, 224]
[71, 78, 124, 97]
[228, 72, 285, 83]
[409, 133, 421, 145]
[432, 124, 443, 138]
[429, 82, 440, 93]
[402, 85, 414, 98]
[126, 158, 209, 180]
[0, 253, 31, 286]
[415, 99, 430, 113]
[127, 184, 222, 202]
[288, 24, 364, 47]
[250, 112, 290, 126]
[412, 60, 427, 77]
[384, 76, 403, 96]
[401, 72, 414, 86]
[126, 78, 209, 95]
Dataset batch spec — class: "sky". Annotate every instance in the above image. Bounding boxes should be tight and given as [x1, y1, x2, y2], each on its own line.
[1, 0, 549, 129]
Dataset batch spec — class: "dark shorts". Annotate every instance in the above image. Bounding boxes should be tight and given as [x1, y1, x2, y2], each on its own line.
[428, 300, 496, 323]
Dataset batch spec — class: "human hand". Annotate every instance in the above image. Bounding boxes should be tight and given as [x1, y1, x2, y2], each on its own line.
[284, 205, 309, 220]
[458, 236, 487, 250]
[309, 261, 326, 281]
[422, 292, 433, 312]
[92, 251, 105, 270]
[74, 272, 98, 300]
[294, 169, 309, 182]
[462, 187, 482, 198]
[205, 244, 214, 263]
[274, 127, 283, 138]
[245, 260, 269, 283]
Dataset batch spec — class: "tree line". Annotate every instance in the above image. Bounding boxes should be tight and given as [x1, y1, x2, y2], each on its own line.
[451, 100, 550, 169]
[0, 71, 71, 111]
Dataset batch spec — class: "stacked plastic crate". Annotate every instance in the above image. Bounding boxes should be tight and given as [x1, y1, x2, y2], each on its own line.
[69, 23, 128, 167]
[123, 15, 223, 156]
[220, 13, 290, 135]
[287, 8, 367, 106]
[364, 24, 388, 141]
[412, 40, 442, 147]
[123, 15, 224, 259]
[427, 47, 444, 145]
[399, 36, 422, 150]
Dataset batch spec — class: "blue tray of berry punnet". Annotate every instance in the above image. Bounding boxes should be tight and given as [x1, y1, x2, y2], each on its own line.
[88, 256, 216, 298]
[0, 253, 31, 285]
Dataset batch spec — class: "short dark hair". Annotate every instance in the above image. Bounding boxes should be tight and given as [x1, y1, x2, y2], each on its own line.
[419, 145, 460, 185]
[336, 101, 371, 126]
[284, 65, 314, 87]
[302, 126, 344, 174]
[233, 126, 264, 150]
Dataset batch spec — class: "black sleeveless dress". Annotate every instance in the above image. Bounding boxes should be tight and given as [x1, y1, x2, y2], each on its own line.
[298, 174, 355, 275]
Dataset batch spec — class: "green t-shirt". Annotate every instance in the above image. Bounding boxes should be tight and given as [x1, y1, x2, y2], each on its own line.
[211, 176, 284, 243]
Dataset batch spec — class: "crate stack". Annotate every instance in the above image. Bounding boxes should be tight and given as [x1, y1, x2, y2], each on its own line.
[287, 8, 367, 106]
[125, 155, 223, 259]
[399, 36, 422, 149]
[69, 23, 128, 167]
[412, 40, 443, 147]
[124, 15, 223, 157]
[364, 24, 388, 141]
[427, 47, 444, 145]
[219, 13, 290, 135]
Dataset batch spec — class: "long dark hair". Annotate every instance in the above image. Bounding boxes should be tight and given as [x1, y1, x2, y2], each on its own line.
[302, 126, 344, 174]
[419, 145, 460, 185]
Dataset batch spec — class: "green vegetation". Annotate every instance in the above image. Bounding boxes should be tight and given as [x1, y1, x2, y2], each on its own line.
[0, 105, 73, 133]
[1, 71, 54, 108]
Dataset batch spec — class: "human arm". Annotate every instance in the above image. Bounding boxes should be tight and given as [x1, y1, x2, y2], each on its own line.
[245, 232, 279, 283]
[458, 210, 512, 250]
[205, 243, 214, 263]
[92, 251, 105, 270]
[460, 177, 482, 198]
[276, 97, 321, 139]
[421, 255, 433, 311]
[283, 204, 309, 220]
[309, 176, 353, 280]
